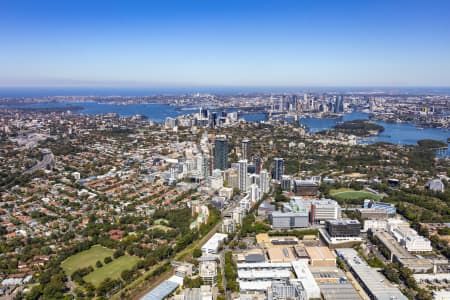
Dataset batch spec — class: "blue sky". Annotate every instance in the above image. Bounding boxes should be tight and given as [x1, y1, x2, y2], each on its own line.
[1, 0, 450, 87]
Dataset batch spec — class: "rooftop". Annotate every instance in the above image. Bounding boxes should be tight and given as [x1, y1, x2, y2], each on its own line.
[328, 219, 360, 225]
[141, 275, 183, 300]
[319, 283, 362, 300]
[336, 248, 407, 300]
[305, 246, 335, 261]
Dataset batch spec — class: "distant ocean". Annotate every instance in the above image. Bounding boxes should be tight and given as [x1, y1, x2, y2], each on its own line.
[1, 86, 450, 97]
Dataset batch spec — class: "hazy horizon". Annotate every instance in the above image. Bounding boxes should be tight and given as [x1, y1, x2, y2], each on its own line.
[2, 85, 450, 98]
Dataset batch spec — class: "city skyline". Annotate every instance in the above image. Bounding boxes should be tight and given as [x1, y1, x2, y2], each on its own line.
[1, 0, 450, 88]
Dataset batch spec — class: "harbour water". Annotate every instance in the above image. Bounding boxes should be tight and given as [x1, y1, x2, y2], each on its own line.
[298, 111, 448, 145]
[1, 102, 449, 156]
[0, 102, 197, 124]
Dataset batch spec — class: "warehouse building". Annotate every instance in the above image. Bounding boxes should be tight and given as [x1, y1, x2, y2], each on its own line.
[319, 283, 362, 300]
[336, 248, 407, 300]
[237, 261, 321, 299]
[141, 275, 184, 300]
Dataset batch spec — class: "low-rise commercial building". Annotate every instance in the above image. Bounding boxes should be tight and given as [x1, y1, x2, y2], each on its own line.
[175, 286, 213, 300]
[268, 282, 307, 300]
[310, 199, 341, 223]
[326, 219, 361, 238]
[199, 260, 217, 285]
[283, 198, 341, 224]
[357, 208, 389, 220]
[363, 199, 396, 215]
[363, 219, 388, 232]
[373, 231, 434, 272]
[201, 233, 227, 254]
[293, 180, 319, 196]
[237, 261, 321, 299]
[391, 227, 432, 252]
[269, 211, 309, 229]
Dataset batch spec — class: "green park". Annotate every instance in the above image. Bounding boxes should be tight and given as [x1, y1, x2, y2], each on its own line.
[61, 244, 140, 287]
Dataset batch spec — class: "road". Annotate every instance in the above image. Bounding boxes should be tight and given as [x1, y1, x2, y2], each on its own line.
[115, 197, 241, 300]
[25, 149, 54, 174]
[119, 218, 224, 300]
[131, 271, 173, 300]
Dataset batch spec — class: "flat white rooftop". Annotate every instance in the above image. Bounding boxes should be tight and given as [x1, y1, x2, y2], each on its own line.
[237, 262, 291, 269]
[238, 280, 273, 291]
[201, 233, 227, 253]
[238, 269, 291, 280]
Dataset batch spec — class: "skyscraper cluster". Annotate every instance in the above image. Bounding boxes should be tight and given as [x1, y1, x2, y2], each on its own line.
[270, 94, 346, 114]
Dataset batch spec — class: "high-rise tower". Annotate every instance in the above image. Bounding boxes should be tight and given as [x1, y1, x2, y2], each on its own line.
[273, 157, 284, 181]
[214, 135, 228, 170]
[238, 159, 249, 192]
[253, 155, 262, 174]
[241, 139, 250, 160]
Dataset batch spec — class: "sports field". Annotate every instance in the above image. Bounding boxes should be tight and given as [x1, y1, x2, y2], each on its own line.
[83, 254, 140, 287]
[61, 245, 114, 276]
[329, 188, 382, 202]
[61, 244, 140, 287]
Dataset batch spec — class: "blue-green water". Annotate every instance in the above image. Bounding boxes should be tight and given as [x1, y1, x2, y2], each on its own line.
[1, 102, 449, 156]
[299, 112, 448, 147]
[1, 102, 197, 123]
